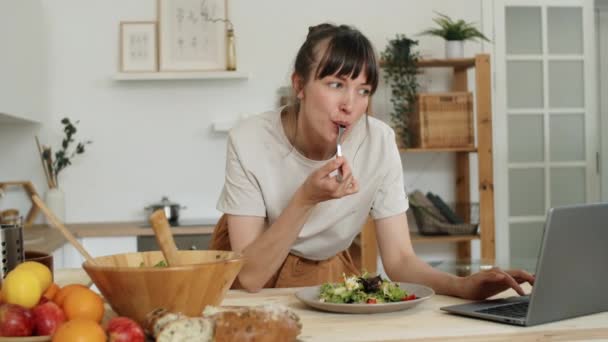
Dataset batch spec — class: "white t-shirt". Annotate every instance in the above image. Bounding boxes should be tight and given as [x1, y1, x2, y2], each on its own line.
[217, 109, 408, 260]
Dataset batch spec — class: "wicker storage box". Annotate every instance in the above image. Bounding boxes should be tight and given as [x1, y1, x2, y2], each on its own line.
[409, 92, 474, 148]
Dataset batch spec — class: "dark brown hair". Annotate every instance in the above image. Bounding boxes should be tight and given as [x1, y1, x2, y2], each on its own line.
[294, 23, 379, 94]
[282, 23, 375, 159]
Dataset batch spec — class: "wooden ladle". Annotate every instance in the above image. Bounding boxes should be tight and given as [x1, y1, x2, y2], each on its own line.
[31, 194, 98, 266]
[149, 209, 180, 266]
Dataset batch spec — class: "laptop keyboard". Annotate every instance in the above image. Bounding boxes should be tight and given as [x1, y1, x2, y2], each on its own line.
[476, 301, 529, 318]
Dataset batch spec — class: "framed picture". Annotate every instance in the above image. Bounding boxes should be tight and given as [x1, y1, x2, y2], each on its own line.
[158, 0, 228, 71]
[120, 22, 158, 72]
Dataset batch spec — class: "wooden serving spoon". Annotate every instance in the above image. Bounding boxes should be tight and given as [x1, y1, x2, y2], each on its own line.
[31, 194, 98, 266]
[149, 209, 180, 266]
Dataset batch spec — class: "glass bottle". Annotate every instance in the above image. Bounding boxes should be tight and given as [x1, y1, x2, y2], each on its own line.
[226, 28, 237, 71]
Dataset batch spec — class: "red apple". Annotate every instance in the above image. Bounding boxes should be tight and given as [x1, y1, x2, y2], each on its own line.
[32, 301, 66, 336]
[0, 303, 34, 337]
[106, 317, 145, 342]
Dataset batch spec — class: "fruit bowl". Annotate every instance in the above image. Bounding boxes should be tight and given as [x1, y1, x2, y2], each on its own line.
[82, 250, 244, 326]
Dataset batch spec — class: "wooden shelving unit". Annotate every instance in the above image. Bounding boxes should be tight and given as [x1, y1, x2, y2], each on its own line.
[355, 54, 495, 273]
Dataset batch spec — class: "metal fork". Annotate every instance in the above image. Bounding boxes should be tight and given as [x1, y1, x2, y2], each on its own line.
[336, 125, 345, 182]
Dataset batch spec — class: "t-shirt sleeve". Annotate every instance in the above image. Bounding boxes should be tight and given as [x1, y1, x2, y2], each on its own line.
[216, 133, 267, 217]
[370, 130, 409, 219]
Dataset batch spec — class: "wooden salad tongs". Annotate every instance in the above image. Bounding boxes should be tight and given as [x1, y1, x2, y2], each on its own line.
[31, 194, 98, 266]
[148, 209, 181, 266]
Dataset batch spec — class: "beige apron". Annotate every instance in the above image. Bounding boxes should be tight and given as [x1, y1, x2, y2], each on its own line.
[210, 215, 361, 289]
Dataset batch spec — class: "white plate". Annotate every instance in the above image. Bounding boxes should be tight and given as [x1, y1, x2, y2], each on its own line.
[295, 282, 434, 314]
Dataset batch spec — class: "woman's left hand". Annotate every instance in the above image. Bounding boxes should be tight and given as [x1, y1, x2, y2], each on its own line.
[458, 267, 535, 300]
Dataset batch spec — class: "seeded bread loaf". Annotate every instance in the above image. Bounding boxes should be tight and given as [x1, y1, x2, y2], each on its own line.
[155, 317, 214, 342]
[147, 304, 301, 342]
[204, 304, 301, 342]
[144, 308, 186, 337]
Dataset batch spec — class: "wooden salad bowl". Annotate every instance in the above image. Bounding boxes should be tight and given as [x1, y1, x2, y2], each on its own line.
[82, 250, 244, 326]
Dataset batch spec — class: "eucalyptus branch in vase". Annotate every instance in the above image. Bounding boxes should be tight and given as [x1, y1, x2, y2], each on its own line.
[199, 4, 236, 70]
[36, 118, 92, 189]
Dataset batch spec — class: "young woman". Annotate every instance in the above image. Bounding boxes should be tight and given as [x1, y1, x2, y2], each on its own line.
[212, 23, 534, 299]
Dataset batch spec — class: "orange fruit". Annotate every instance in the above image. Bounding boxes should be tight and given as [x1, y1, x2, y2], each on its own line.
[54, 284, 87, 307]
[52, 318, 106, 342]
[62, 287, 105, 323]
[43, 283, 60, 301]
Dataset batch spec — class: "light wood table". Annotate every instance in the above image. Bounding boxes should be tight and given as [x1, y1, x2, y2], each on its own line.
[54, 269, 608, 341]
[223, 285, 608, 341]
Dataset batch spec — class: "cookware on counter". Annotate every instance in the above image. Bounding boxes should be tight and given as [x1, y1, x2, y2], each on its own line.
[145, 196, 186, 224]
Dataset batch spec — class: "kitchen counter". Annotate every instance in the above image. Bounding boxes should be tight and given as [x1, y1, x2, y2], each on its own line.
[23, 221, 215, 254]
[223, 285, 608, 341]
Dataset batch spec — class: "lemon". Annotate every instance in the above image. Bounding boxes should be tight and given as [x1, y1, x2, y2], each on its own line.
[16, 261, 52, 291]
[2, 268, 42, 308]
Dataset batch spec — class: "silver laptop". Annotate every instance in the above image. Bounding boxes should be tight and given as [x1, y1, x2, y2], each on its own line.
[441, 203, 608, 326]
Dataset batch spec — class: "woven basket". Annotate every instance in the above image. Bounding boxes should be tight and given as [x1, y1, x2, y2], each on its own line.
[409, 92, 474, 148]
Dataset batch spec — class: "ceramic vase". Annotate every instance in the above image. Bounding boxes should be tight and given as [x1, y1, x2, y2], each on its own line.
[45, 187, 65, 222]
[445, 40, 464, 59]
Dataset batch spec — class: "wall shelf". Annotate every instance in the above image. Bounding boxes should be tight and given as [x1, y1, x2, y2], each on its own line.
[400, 147, 477, 153]
[410, 233, 479, 243]
[0, 112, 41, 124]
[380, 57, 477, 69]
[113, 70, 249, 81]
[353, 233, 479, 246]
[416, 58, 476, 69]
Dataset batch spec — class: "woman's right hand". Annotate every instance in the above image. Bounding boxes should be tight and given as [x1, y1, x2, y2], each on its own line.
[296, 157, 359, 206]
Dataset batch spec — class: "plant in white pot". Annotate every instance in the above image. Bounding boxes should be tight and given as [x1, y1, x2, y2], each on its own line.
[36, 118, 92, 222]
[420, 12, 490, 59]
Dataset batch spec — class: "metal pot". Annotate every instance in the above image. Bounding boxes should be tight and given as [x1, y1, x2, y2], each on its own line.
[145, 196, 186, 224]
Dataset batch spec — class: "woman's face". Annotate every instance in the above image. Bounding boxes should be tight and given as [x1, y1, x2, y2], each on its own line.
[295, 70, 372, 146]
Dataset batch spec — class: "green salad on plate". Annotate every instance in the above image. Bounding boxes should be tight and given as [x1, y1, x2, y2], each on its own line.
[319, 273, 417, 304]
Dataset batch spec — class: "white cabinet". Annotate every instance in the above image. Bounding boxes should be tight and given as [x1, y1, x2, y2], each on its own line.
[59, 237, 137, 268]
[0, 0, 44, 124]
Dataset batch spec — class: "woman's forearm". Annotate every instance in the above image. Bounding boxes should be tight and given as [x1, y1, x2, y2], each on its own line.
[388, 255, 464, 297]
[237, 188, 315, 292]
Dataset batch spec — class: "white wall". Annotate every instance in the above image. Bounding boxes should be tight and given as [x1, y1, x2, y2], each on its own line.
[0, 0, 486, 261]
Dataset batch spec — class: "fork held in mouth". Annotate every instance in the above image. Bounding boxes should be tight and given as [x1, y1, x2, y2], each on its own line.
[336, 125, 345, 182]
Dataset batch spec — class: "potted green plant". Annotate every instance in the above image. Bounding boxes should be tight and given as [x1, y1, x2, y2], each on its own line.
[420, 12, 490, 59]
[36, 117, 92, 221]
[380, 34, 420, 148]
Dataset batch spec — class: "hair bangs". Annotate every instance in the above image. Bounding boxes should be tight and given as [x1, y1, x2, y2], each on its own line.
[314, 32, 378, 94]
